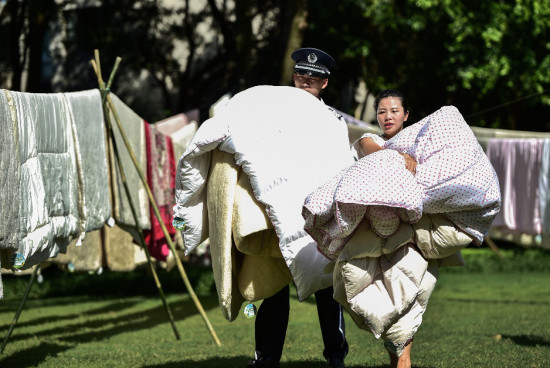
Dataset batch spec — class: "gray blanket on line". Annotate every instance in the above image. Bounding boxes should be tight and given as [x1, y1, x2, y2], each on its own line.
[65, 89, 111, 231]
[108, 94, 151, 230]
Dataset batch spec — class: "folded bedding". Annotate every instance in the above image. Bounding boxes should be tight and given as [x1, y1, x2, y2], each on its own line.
[175, 85, 354, 301]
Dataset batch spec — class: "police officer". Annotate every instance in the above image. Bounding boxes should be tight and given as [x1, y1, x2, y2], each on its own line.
[248, 48, 348, 368]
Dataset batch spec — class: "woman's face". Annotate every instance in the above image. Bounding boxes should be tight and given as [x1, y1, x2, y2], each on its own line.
[376, 97, 409, 139]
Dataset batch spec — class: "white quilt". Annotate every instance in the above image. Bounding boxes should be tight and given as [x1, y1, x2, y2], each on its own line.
[174, 85, 354, 300]
[6, 91, 83, 269]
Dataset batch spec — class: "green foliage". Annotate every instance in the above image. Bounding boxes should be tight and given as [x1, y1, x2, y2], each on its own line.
[306, 0, 550, 130]
[2, 0, 549, 130]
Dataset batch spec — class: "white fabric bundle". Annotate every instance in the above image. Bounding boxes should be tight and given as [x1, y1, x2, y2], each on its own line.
[174, 85, 354, 300]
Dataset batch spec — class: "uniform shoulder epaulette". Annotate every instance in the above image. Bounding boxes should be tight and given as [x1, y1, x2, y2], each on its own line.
[327, 106, 344, 122]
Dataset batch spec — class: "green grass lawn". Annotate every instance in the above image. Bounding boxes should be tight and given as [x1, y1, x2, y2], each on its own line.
[1, 246, 550, 368]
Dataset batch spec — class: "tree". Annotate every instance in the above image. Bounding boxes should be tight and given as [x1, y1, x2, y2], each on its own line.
[304, 0, 550, 130]
[2, 0, 548, 131]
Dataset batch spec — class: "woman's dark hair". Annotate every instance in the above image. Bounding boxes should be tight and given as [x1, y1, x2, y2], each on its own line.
[373, 89, 409, 114]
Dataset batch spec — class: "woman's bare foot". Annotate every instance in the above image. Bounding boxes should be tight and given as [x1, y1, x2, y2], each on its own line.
[388, 340, 412, 368]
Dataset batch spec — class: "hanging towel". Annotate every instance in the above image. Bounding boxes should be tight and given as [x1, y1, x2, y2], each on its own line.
[144, 122, 176, 261]
[471, 126, 550, 151]
[487, 138, 544, 235]
[104, 224, 138, 272]
[108, 94, 151, 230]
[155, 109, 199, 136]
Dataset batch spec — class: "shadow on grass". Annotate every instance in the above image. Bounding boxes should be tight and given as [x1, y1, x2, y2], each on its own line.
[0, 300, 142, 331]
[502, 334, 550, 347]
[141, 357, 433, 368]
[0, 342, 71, 368]
[2, 295, 220, 345]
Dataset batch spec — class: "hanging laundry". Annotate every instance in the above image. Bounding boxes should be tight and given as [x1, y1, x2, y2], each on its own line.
[2, 91, 83, 270]
[540, 139, 550, 238]
[108, 94, 151, 230]
[487, 138, 544, 235]
[155, 111, 199, 162]
[471, 125, 550, 151]
[0, 90, 20, 298]
[52, 229, 103, 272]
[64, 89, 112, 232]
[0, 91, 19, 251]
[143, 122, 176, 261]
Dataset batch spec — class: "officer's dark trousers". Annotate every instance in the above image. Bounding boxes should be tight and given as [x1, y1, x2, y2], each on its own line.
[254, 284, 348, 363]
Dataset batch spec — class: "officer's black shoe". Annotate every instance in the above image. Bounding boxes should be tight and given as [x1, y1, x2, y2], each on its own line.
[247, 357, 280, 368]
[327, 357, 345, 368]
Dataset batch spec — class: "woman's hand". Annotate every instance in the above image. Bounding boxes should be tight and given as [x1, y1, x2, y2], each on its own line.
[399, 152, 417, 174]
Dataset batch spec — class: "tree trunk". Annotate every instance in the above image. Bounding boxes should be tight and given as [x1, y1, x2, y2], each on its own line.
[279, 0, 308, 86]
[8, 0, 27, 91]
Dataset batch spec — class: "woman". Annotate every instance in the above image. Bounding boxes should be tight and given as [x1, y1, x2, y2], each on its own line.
[303, 89, 500, 368]
[358, 89, 416, 367]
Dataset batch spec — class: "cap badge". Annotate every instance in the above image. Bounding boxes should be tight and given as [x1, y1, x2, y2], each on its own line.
[307, 53, 318, 64]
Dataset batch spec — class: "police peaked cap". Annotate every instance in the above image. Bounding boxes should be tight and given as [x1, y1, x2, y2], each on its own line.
[292, 48, 335, 78]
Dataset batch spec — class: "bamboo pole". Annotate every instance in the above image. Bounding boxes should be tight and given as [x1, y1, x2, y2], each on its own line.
[0, 265, 39, 354]
[91, 50, 221, 346]
[91, 54, 180, 340]
[485, 236, 504, 259]
[108, 110, 181, 340]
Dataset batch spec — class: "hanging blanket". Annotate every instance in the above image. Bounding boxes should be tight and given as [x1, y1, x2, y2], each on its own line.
[174, 85, 354, 301]
[303, 105, 501, 260]
[487, 138, 544, 235]
[108, 94, 151, 230]
[5, 91, 83, 269]
[541, 140, 550, 237]
[0, 90, 19, 298]
[64, 89, 111, 232]
[0, 90, 19, 251]
[144, 122, 176, 261]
